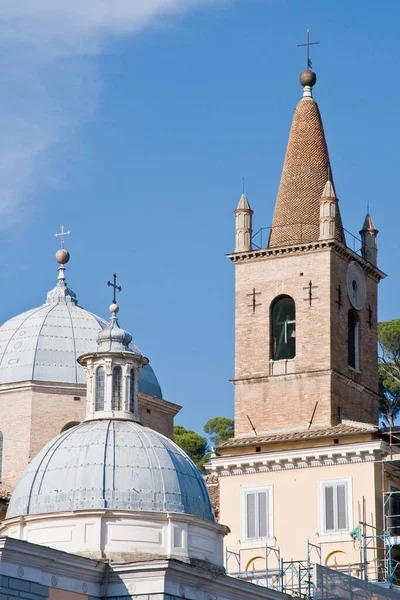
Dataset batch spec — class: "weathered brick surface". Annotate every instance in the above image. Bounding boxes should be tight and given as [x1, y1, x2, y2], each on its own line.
[0, 576, 48, 600]
[233, 245, 380, 436]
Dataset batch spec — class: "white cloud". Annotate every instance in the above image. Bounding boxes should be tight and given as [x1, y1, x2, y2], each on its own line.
[0, 0, 224, 227]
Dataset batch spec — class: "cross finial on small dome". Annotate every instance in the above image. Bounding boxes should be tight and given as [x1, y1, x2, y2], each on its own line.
[108, 273, 122, 304]
[55, 225, 71, 267]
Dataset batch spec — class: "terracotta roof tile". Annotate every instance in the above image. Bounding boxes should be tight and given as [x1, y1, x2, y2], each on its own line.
[269, 96, 345, 248]
[219, 424, 377, 449]
[204, 474, 220, 522]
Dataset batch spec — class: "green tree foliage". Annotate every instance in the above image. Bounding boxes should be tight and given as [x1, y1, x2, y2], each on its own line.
[378, 319, 400, 427]
[203, 416, 234, 447]
[173, 425, 208, 472]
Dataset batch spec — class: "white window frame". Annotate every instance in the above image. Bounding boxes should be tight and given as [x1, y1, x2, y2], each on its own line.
[240, 485, 274, 548]
[319, 477, 353, 543]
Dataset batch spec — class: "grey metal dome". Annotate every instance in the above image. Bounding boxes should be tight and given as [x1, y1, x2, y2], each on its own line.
[0, 280, 162, 398]
[7, 420, 214, 522]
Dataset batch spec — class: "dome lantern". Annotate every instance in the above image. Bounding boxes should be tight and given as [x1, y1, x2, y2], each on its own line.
[77, 274, 148, 423]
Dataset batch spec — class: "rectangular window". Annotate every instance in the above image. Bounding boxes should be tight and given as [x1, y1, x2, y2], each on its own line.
[322, 480, 350, 533]
[243, 487, 272, 541]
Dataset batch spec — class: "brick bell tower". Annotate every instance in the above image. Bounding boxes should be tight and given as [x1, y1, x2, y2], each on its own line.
[230, 68, 385, 437]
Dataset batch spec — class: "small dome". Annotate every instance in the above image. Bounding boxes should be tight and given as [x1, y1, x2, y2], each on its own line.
[7, 420, 214, 522]
[96, 306, 134, 353]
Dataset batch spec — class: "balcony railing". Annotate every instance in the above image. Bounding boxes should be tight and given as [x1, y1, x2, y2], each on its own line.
[251, 224, 362, 255]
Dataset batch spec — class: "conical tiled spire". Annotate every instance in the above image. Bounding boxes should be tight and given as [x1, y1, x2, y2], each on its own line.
[236, 193, 251, 211]
[235, 192, 253, 252]
[361, 213, 377, 232]
[268, 72, 345, 247]
[360, 212, 378, 266]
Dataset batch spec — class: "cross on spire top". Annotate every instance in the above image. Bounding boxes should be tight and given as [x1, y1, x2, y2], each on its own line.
[107, 273, 122, 304]
[297, 29, 320, 70]
[55, 224, 71, 248]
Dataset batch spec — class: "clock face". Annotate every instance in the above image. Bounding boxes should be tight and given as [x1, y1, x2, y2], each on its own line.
[345, 261, 367, 310]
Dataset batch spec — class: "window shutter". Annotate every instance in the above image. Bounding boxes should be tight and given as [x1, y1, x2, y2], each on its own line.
[337, 484, 347, 530]
[246, 493, 256, 539]
[325, 486, 335, 531]
[258, 491, 268, 538]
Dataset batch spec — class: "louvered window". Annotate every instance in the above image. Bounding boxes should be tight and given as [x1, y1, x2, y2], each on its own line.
[323, 481, 349, 532]
[244, 488, 271, 540]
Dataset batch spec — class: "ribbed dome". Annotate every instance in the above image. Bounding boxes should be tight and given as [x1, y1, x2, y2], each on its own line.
[7, 420, 214, 522]
[0, 290, 162, 397]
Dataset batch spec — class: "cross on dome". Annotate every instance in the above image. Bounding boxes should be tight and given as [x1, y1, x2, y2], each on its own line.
[55, 224, 71, 248]
[107, 273, 122, 305]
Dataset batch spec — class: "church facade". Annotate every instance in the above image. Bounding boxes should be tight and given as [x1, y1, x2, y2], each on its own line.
[209, 68, 400, 587]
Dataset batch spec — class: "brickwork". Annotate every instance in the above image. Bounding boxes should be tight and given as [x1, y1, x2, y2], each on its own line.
[0, 575, 48, 600]
[233, 245, 380, 436]
[269, 96, 345, 247]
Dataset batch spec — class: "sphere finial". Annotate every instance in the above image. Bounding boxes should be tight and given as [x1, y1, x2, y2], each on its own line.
[110, 302, 119, 315]
[55, 249, 70, 265]
[299, 69, 317, 88]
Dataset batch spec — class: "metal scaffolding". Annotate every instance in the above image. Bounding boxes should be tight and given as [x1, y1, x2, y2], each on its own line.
[225, 540, 321, 598]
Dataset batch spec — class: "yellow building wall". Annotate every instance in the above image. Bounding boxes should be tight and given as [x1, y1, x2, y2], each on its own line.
[219, 460, 379, 575]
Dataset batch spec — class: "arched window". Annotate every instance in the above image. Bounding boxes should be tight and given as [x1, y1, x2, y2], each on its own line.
[129, 369, 135, 413]
[271, 296, 296, 360]
[348, 310, 360, 370]
[0, 432, 3, 482]
[95, 367, 105, 411]
[112, 366, 122, 410]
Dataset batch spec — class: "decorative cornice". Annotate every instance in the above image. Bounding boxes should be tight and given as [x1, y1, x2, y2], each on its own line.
[208, 440, 388, 477]
[139, 392, 181, 415]
[228, 240, 386, 281]
[2, 508, 228, 536]
[0, 380, 85, 395]
[0, 537, 105, 584]
[0, 380, 181, 413]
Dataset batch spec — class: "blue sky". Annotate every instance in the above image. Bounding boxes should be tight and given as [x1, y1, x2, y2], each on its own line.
[0, 0, 399, 435]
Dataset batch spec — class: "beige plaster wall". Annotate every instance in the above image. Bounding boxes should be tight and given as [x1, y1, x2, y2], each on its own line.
[219, 461, 379, 573]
